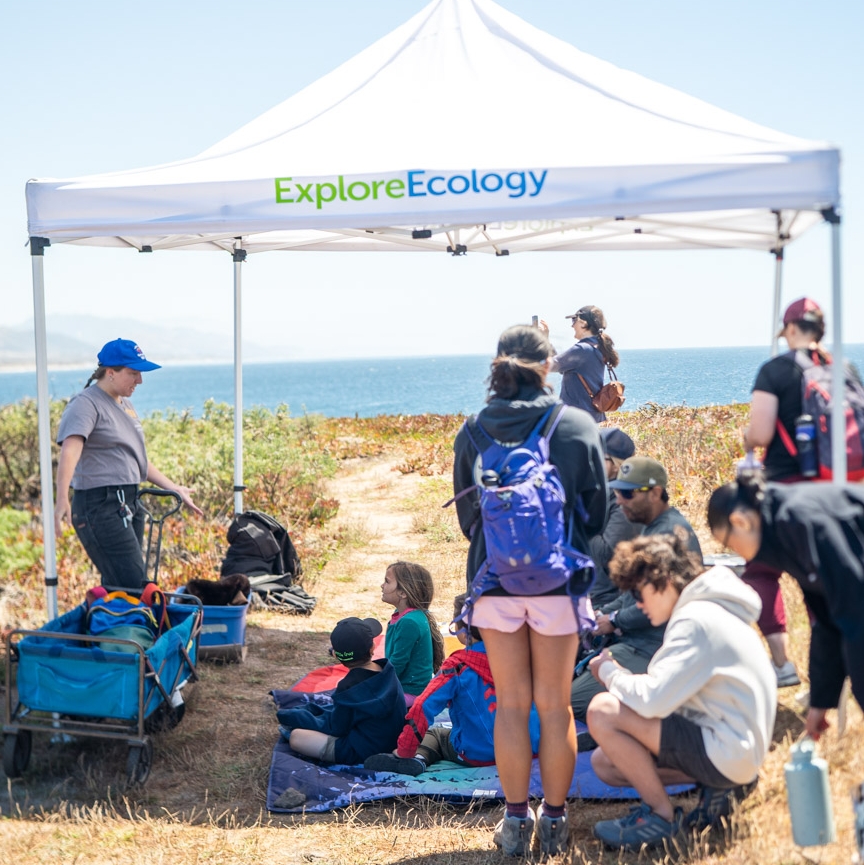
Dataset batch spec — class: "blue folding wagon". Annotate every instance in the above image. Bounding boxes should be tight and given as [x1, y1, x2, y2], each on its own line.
[3, 592, 201, 786]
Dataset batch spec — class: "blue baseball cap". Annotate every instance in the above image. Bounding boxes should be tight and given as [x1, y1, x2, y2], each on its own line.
[97, 339, 161, 371]
[600, 427, 635, 461]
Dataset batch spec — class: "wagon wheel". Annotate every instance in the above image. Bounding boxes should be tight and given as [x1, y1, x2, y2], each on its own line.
[3, 730, 32, 778]
[126, 737, 153, 787]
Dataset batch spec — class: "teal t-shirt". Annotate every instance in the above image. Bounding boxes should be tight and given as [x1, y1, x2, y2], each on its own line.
[384, 608, 433, 696]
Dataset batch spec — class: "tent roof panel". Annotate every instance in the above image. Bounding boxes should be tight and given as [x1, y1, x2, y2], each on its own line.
[25, 0, 839, 249]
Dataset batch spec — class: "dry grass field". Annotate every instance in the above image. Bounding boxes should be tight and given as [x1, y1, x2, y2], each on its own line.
[1, 407, 861, 864]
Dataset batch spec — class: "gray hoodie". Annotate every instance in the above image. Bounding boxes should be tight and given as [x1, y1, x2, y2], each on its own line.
[600, 566, 777, 784]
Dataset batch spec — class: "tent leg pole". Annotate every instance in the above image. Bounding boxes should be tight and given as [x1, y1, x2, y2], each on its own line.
[233, 243, 247, 515]
[770, 248, 783, 357]
[31, 237, 58, 620]
[823, 209, 846, 485]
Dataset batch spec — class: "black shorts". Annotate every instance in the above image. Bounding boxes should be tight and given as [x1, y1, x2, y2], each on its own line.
[656, 714, 736, 789]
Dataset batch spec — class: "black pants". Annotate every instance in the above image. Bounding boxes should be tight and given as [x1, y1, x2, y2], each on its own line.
[71, 484, 146, 589]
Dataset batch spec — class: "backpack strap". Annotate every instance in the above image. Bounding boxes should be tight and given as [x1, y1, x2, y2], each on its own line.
[776, 419, 798, 457]
[539, 403, 566, 440]
[577, 374, 594, 398]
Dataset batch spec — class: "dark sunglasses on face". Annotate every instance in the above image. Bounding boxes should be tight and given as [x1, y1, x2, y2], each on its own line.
[616, 486, 653, 500]
[632, 583, 649, 603]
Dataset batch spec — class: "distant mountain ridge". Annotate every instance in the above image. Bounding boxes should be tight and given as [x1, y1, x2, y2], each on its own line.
[1, 316, 280, 369]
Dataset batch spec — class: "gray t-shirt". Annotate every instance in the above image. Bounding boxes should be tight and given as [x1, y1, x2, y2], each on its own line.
[644, 506, 703, 558]
[56, 385, 148, 489]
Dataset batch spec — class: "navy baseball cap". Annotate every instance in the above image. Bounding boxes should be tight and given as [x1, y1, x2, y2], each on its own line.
[600, 427, 635, 461]
[97, 339, 161, 371]
[329, 617, 382, 664]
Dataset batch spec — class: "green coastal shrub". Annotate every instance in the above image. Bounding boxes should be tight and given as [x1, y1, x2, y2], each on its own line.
[0, 507, 41, 574]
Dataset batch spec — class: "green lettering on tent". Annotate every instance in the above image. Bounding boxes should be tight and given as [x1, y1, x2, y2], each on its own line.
[386, 179, 405, 199]
[274, 177, 294, 203]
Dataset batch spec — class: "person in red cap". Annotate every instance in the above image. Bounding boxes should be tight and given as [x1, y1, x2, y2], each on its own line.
[54, 338, 203, 589]
[740, 297, 830, 687]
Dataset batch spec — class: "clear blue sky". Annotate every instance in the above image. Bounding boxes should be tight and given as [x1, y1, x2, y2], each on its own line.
[2, 0, 862, 359]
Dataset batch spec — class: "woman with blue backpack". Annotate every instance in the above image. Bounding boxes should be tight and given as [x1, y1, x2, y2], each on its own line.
[451, 324, 607, 856]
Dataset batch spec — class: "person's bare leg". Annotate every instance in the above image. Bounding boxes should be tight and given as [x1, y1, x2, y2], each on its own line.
[766, 631, 791, 667]
[529, 629, 581, 805]
[588, 692, 693, 821]
[289, 728, 330, 759]
[481, 625, 534, 802]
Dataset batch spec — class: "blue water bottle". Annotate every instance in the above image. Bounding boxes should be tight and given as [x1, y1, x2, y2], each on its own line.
[784, 738, 836, 846]
[794, 415, 818, 478]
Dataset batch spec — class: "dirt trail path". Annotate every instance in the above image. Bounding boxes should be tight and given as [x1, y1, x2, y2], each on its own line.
[310, 454, 428, 625]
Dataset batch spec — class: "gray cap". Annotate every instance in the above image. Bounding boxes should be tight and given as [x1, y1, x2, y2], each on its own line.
[608, 456, 668, 490]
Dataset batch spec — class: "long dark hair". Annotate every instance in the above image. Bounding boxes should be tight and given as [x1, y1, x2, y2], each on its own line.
[574, 305, 619, 368]
[706, 469, 766, 534]
[388, 561, 445, 673]
[487, 325, 553, 401]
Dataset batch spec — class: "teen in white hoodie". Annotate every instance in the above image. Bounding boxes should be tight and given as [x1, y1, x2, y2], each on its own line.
[586, 531, 777, 850]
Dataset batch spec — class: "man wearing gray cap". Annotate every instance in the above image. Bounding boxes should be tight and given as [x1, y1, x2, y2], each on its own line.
[572, 456, 702, 736]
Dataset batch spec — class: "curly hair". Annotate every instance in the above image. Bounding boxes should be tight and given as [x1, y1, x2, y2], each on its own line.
[608, 529, 703, 596]
[387, 561, 445, 672]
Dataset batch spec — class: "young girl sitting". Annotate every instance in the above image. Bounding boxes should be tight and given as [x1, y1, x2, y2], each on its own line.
[381, 561, 445, 704]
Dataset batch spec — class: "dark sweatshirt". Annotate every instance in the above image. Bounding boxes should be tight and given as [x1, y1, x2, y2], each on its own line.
[453, 387, 607, 587]
[276, 658, 407, 765]
[754, 482, 864, 709]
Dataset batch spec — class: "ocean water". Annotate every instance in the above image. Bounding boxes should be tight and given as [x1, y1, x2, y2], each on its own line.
[3, 345, 864, 418]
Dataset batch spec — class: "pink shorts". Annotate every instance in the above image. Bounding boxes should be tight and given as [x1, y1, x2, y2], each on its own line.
[471, 595, 580, 637]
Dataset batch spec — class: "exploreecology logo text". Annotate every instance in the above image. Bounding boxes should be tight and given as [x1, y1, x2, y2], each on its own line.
[275, 169, 548, 210]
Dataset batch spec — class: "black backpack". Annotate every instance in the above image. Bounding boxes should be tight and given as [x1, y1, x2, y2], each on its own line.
[220, 511, 315, 614]
[221, 510, 303, 580]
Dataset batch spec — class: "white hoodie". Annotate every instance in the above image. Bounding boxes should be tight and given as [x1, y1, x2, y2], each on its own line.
[600, 566, 777, 785]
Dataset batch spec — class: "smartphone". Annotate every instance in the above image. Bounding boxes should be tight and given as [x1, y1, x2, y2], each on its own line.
[531, 315, 539, 327]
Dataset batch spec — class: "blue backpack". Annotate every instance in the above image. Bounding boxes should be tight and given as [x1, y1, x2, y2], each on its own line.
[448, 406, 594, 626]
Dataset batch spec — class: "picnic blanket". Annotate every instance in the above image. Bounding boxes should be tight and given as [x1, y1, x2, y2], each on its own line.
[267, 662, 694, 814]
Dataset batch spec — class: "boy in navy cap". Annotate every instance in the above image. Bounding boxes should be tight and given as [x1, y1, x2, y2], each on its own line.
[277, 617, 406, 764]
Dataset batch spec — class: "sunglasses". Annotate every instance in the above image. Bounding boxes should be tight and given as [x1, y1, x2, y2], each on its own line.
[632, 582, 649, 603]
[616, 486, 653, 500]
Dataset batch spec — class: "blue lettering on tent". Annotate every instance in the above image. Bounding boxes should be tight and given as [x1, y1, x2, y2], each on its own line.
[408, 171, 426, 197]
[448, 175, 470, 194]
[427, 176, 447, 196]
[529, 170, 547, 197]
[481, 173, 503, 193]
[506, 173, 527, 198]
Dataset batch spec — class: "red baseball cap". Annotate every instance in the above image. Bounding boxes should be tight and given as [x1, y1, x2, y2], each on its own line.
[778, 298, 822, 337]
[782, 297, 822, 327]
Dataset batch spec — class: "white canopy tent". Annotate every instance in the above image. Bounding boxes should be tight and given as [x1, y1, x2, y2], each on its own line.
[26, 0, 842, 617]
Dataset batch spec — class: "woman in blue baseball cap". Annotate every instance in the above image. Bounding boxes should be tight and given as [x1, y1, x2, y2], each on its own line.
[54, 339, 203, 589]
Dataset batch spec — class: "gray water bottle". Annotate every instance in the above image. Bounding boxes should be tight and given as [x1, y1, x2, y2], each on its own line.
[784, 738, 836, 846]
[794, 414, 818, 478]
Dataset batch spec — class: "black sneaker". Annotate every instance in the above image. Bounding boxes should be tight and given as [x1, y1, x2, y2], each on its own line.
[685, 779, 758, 830]
[364, 752, 426, 776]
